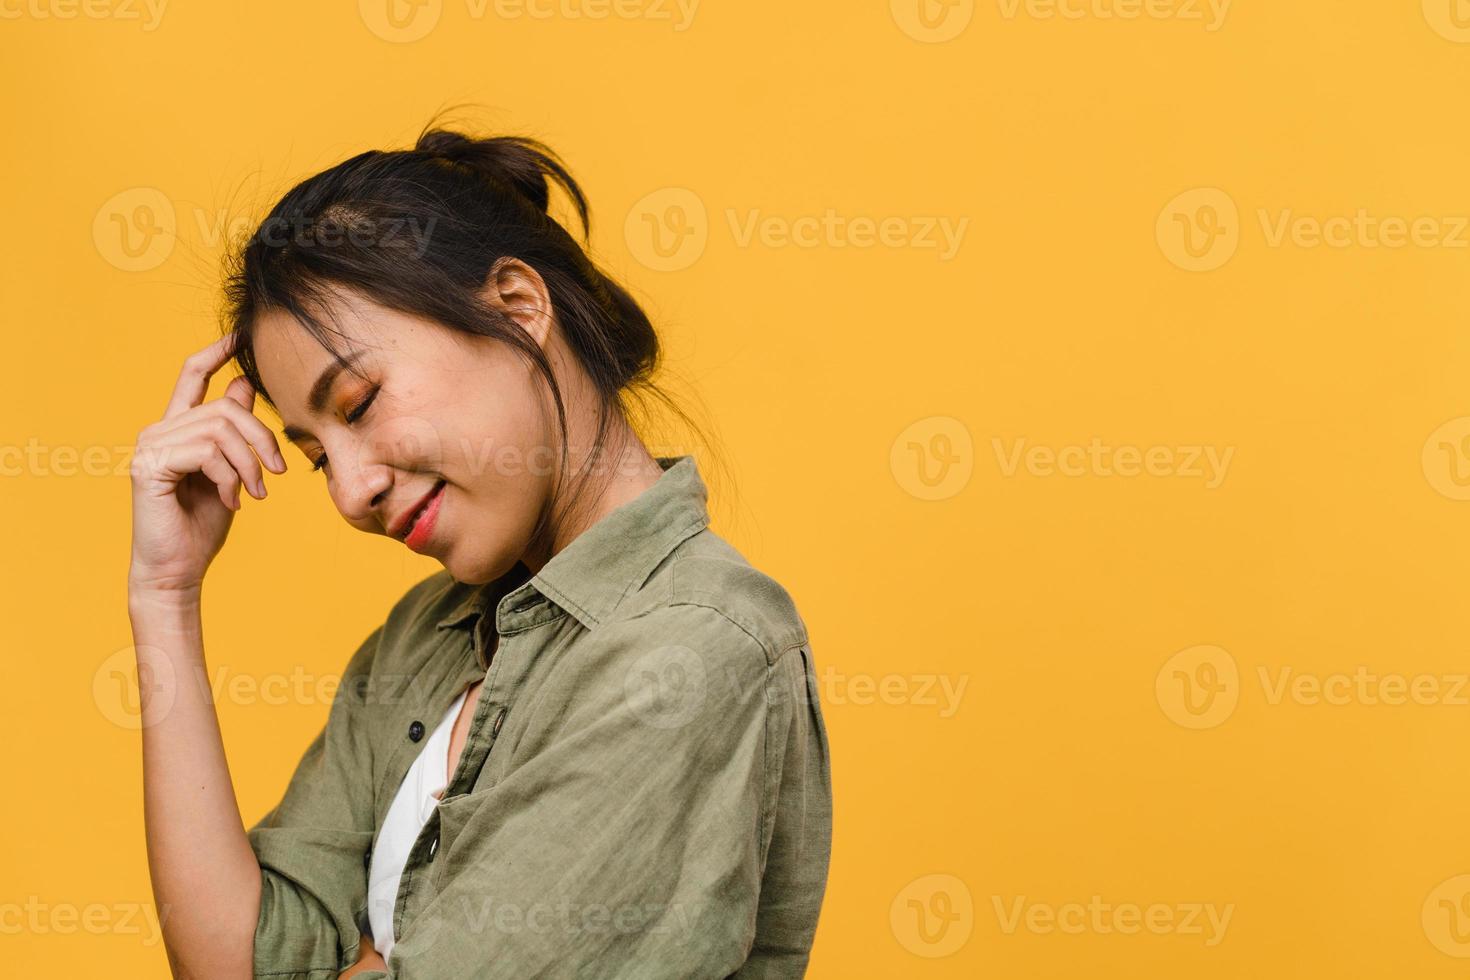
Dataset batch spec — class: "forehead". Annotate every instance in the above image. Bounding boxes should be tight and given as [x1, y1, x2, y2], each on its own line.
[249, 291, 399, 436]
[251, 285, 473, 384]
[248, 289, 471, 436]
[252, 291, 383, 384]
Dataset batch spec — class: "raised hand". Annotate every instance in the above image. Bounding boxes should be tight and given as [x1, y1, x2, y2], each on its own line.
[128, 333, 288, 594]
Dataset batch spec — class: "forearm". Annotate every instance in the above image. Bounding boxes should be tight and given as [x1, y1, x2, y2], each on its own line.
[131, 584, 261, 980]
[338, 935, 388, 978]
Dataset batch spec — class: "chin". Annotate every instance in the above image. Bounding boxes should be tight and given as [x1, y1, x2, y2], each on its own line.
[443, 557, 491, 586]
[444, 550, 518, 587]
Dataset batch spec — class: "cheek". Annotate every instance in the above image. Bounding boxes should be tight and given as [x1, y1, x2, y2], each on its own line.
[359, 383, 453, 469]
[372, 414, 449, 469]
[447, 385, 555, 478]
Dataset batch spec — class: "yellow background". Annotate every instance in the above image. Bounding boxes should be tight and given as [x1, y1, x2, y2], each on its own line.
[6, 0, 1470, 976]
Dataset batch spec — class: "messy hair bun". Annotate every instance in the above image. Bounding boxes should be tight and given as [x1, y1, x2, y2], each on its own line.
[414, 130, 581, 224]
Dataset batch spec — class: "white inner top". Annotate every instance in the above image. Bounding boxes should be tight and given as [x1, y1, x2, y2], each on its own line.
[366, 685, 470, 961]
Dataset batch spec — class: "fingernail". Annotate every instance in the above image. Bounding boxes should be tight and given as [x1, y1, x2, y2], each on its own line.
[256, 479, 267, 497]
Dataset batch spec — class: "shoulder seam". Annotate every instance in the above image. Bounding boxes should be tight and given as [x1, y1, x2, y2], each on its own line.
[666, 597, 804, 667]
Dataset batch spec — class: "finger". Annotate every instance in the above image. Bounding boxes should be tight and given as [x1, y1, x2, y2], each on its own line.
[217, 378, 288, 473]
[203, 416, 269, 500]
[163, 333, 239, 421]
[222, 373, 253, 409]
[198, 446, 243, 511]
[134, 437, 241, 510]
[150, 377, 288, 476]
[156, 415, 268, 500]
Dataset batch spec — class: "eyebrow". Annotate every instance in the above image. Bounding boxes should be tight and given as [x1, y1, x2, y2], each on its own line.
[280, 350, 366, 444]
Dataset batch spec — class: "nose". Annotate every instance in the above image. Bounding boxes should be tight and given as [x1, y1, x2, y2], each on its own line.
[328, 445, 395, 530]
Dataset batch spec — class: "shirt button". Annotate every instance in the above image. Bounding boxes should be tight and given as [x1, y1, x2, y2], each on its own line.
[428, 834, 439, 861]
[491, 708, 507, 738]
[363, 849, 372, 870]
[408, 720, 425, 742]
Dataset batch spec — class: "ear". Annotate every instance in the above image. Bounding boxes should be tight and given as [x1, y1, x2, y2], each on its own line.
[481, 257, 554, 349]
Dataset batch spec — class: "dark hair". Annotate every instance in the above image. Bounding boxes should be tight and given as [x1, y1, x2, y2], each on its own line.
[222, 119, 718, 552]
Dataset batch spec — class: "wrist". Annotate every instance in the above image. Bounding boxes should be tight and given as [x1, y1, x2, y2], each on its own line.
[128, 559, 204, 600]
[128, 578, 203, 615]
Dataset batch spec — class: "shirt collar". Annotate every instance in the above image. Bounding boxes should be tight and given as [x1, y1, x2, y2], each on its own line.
[434, 454, 711, 635]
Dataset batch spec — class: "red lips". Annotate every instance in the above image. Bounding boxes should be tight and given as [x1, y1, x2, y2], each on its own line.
[391, 479, 446, 542]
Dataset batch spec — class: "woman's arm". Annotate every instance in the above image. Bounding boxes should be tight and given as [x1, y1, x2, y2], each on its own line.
[128, 333, 289, 978]
[339, 934, 388, 977]
[131, 585, 260, 980]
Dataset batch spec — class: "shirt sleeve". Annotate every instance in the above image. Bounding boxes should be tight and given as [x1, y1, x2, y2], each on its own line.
[360, 602, 798, 979]
[245, 623, 382, 979]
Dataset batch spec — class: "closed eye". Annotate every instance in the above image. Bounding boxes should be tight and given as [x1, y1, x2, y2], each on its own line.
[345, 384, 380, 424]
[309, 384, 381, 474]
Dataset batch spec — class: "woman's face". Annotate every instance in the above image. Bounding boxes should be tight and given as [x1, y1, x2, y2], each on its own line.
[249, 272, 558, 585]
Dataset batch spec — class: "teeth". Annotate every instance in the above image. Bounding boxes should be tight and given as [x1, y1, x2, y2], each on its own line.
[403, 482, 442, 539]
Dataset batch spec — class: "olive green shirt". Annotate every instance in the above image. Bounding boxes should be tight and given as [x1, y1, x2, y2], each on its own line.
[246, 454, 832, 979]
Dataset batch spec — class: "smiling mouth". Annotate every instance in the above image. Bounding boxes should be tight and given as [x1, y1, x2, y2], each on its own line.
[397, 479, 447, 541]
